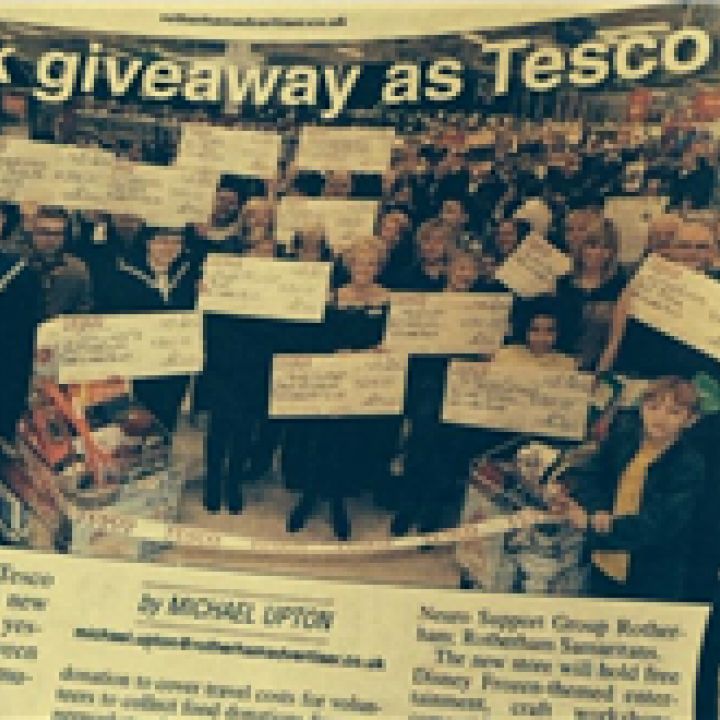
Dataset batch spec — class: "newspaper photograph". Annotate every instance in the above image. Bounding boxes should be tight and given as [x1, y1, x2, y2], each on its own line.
[0, 1, 717, 717]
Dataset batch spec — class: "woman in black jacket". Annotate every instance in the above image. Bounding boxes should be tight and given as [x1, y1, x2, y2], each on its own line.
[557, 377, 704, 602]
[307, 240, 394, 540]
[282, 229, 349, 538]
[555, 218, 627, 370]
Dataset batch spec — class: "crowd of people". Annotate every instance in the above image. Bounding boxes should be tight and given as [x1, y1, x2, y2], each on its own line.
[0, 108, 718, 617]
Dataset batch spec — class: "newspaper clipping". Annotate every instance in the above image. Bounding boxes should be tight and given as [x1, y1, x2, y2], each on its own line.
[0, 2, 717, 717]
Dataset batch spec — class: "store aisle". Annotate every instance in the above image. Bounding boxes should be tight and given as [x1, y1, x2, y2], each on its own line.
[159, 419, 464, 589]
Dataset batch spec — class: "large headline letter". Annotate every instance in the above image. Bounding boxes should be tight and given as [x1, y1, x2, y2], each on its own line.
[568, 41, 610, 87]
[383, 63, 420, 104]
[663, 27, 712, 75]
[483, 39, 530, 96]
[616, 35, 658, 81]
[523, 46, 565, 91]
[425, 58, 464, 101]
[322, 65, 361, 120]
[34, 50, 80, 102]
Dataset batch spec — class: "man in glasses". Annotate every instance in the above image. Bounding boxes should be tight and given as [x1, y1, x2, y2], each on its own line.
[29, 207, 92, 320]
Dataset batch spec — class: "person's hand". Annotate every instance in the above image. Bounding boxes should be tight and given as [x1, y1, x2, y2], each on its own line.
[564, 500, 589, 530]
[382, 170, 397, 193]
[590, 407, 614, 442]
[597, 287, 633, 373]
[266, 179, 280, 198]
[517, 507, 545, 528]
[613, 287, 632, 325]
[590, 511, 612, 534]
[285, 161, 299, 181]
[545, 482, 569, 511]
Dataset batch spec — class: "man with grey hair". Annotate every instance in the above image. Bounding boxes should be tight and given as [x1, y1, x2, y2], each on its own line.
[599, 217, 718, 377]
[663, 220, 717, 274]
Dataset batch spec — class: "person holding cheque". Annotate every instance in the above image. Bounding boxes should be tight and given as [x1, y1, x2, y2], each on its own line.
[101, 227, 198, 433]
[552, 377, 704, 602]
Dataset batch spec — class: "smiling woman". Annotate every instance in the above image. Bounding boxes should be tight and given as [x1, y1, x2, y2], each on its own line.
[556, 376, 704, 601]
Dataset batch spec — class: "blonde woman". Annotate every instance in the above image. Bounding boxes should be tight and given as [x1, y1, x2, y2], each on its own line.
[286, 239, 395, 540]
[555, 218, 627, 370]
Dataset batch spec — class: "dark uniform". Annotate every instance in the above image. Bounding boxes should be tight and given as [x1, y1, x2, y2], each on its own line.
[202, 245, 308, 514]
[555, 270, 627, 371]
[611, 270, 720, 715]
[391, 278, 511, 536]
[387, 271, 448, 535]
[280, 303, 337, 531]
[205, 311, 279, 514]
[327, 299, 397, 515]
[0, 253, 40, 442]
[284, 295, 396, 540]
[31, 252, 92, 320]
[100, 253, 199, 433]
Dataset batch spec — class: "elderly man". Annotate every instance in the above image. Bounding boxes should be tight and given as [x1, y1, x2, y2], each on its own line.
[646, 213, 683, 257]
[599, 218, 717, 378]
[662, 220, 717, 274]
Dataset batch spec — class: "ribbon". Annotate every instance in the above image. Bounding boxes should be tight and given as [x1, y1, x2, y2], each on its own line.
[67, 507, 554, 557]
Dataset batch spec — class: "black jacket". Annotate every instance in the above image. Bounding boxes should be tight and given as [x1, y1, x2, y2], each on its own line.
[568, 409, 705, 601]
[100, 255, 198, 313]
[669, 160, 715, 209]
[614, 316, 720, 380]
[98, 254, 199, 431]
[0, 253, 40, 440]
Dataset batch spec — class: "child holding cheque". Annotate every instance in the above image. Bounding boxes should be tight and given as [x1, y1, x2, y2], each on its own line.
[554, 377, 704, 602]
[494, 295, 576, 370]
